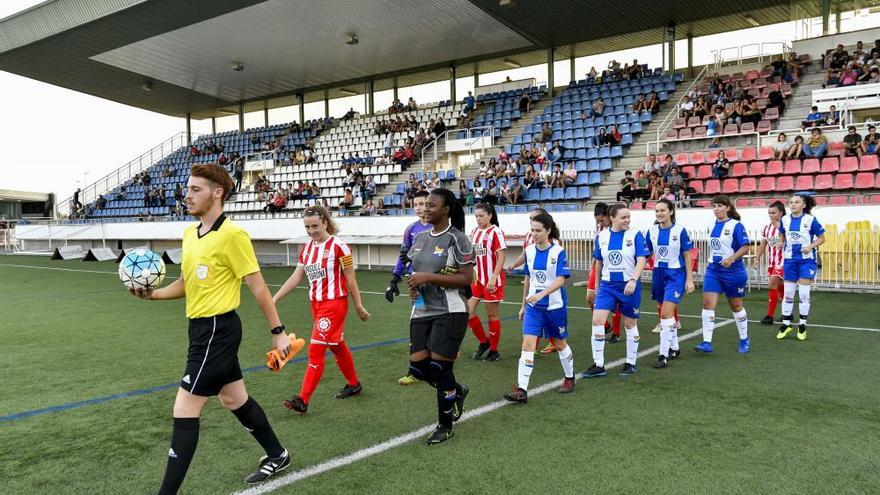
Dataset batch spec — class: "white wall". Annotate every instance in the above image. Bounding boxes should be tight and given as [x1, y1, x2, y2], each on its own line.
[793, 26, 880, 60]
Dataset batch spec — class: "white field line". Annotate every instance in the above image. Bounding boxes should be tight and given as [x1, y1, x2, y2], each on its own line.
[2, 262, 878, 333]
[232, 321, 734, 495]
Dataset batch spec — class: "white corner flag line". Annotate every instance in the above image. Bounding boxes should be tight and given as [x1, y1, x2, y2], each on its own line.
[233, 320, 735, 495]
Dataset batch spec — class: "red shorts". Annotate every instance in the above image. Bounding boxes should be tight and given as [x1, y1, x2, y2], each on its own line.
[767, 265, 784, 278]
[309, 298, 349, 346]
[587, 269, 598, 291]
[471, 278, 505, 302]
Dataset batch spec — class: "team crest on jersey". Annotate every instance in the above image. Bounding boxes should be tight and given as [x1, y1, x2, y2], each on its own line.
[304, 263, 327, 282]
[196, 264, 209, 280]
[323, 250, 331, 259]
[672, 235, 678, 241]
[724, 229, 731, 235]
[433, 247, 446, 256]
[317, 317, 331, 332]
[550, 257, 557, 264]
[625, 240, 633, 247]
[633, 308, 640, 315]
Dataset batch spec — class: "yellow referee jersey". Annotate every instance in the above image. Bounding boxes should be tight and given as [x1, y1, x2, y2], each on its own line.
[181, 215, 260, 318]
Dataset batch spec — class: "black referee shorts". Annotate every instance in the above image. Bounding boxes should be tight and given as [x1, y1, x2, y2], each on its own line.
[409, 313, 468, 359]
[180, 310, 243, 397]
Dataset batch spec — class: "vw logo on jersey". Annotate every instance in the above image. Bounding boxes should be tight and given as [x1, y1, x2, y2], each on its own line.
[536, 271, 547, 283]
[608, 251, 623, 265]
[658, 246, 669, 258]
[790, 232, 802, 241]
[710, 239, 722, 251]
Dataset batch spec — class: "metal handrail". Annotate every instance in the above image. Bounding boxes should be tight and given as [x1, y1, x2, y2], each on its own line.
[655, 64, 710, 143]
[418, 125, 495, 171]
[647, 131, 761, 156]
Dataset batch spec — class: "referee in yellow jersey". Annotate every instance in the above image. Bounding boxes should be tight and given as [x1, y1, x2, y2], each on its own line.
[131, 164, 293, 494]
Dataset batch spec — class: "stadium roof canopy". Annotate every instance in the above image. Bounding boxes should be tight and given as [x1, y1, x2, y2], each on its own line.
[0, 0, 806, 119]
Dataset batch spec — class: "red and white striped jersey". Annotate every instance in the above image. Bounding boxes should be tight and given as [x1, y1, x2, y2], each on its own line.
[761, 223, 783, 268]
[297, 235, 353, 302]
[471, 225, 507, 285]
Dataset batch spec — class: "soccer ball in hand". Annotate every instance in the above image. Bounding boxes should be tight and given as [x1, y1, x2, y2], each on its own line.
[119, 249, 166, 289]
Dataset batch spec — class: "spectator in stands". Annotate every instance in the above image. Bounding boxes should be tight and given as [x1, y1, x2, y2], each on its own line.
[539, 162, 553, 185]
[503, 159, 518, 179]
[706, 115, 720, 146]
[143, 189, 151, 207]
[384, 132, 394, 156]
[498, 146, 509, 164]
[563, 162, 577, 186]
[494, 159, 506, 178]
[767, 86, 785, 114]
[363, 176, 376, 201]
[666, 167, 685, 196]
[426, 172, 441, 191]
[484, 180, 499, 205]
[142, 172, 151, 186]
[539, 123, 553, 143]
[507, 177, 522, 205]
[519, 92, 531, 112]
[712, 150, 730, 179]
[457, 180, 470, 207]
[72, 188, 82, 210]
[473, 179, 484, 203]
[644, 154, 660, 174]
[608, 124, 622, 146]
[633, 93, 647, 114]
[858, 67, 879, 84]
[375, 198, 386, 215]
[679, 95, 694, 120]
[432, 118, 446, 139]
[863, 125, 879, 155]
[649, 172, 664, 200]
[497, 179, 510, 205]
[591, 98, 606, 118]
[162, 165, 173, 178]
[823, 66, 843, 88]
[804, 128, 828, 158]
[548, 141, 565, 163]
[823, 105, 840, 126]
[594, 127, 609, 147]
[786, 135, 805, 159]
[871, 39, 880, 59]
[586, 66, 598, 82]
[478, 160, 492, 179]
[463, 91, 475, 115]
[309, 182, 321, 198]
[360, 199, 377, 216]
[407, 97, 417, 111]
[843, 126, 863, 157]
[741, 97, 762, 125]
[661, 154, 677, 177]
[116, 186, 126, 201]
[828, 44, 848, 70]
[342, 108, 357, 121]
[616, 170, 635, 203]
[693, 97, 709, 119]
[338, 189, 354, 213]
[801, 106, 824, 130]
[645, 91, 660, 113]
[157, 187, 166, 206]
[839, 63, 860, 87]
[550, 164, 565, 188]
[772, 133, 789, 159]
[522, 170, 538, 190]
[661, 186, 676, 203]
[634, 170, 650, 200]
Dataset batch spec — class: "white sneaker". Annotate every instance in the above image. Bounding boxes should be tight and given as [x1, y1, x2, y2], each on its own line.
[651, 323, 661, 334]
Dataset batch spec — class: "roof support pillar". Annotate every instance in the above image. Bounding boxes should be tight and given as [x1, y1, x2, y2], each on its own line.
[664, 23, 676, 73]
[186, 113, 192, 146]
[687, 33, 694, 79]
[263, 101, 269, 127]
[822, 0, 831, 36]
[835, 0, 841, 34]
[211, 117, 216, 134]
[298, 92, 305, 124]
[547, 47, 555, 97]
[238, 102, 244, 132]
[570, 52, 576, 84]
[366, 79, 374, 115]
[449, 64, 456, 104]
[393, 77, 398, 102]
[474, 62, 480, 88]
[324, 89, 329, 118]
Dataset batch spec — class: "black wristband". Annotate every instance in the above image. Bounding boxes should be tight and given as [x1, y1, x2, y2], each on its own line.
[270, 324, 286, 335]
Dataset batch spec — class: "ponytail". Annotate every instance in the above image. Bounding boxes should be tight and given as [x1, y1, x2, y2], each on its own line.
[794, 193, 816, 214]
[432, 188, 465, 231]
[476, 202, 500, 227]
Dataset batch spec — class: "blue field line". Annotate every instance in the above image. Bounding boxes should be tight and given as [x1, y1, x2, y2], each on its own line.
[1, 315, 518, 424]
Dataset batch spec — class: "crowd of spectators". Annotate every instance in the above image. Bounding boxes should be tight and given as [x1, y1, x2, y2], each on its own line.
[616, 153, 694, 208]
[822, 40, 880, 88]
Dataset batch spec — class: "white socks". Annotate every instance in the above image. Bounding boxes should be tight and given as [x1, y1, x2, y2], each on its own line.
[670, 321, 680, 351]
[659, 317, 676, 357]
[517, 351, 534, 391]
[625, 326, 640, 365]
[557, 345, 574, 379]
[733, 309, 749, 339]
[701, 309, 715, 342]
[798, 284, 811, 324]
[591, 325, 606, 367]
[782, 281, 797, 324]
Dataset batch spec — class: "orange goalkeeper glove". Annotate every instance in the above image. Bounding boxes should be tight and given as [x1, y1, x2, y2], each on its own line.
[266, 334, 306, 372]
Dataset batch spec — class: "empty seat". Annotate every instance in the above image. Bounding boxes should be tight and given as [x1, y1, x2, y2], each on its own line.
[860, 155, 879, 171]
[784, 159, 801, 175]
[695, 165, 712, 179]
[757, 176, 776, 192]
[756, 120, 772, 134]
[740, 148, 757, 161]
[854, 172, 875, 189]
[795, 175, 814, 190]
[814, 174, 833, 190]
[723, 124, 739, 135]
[833, 173, 854, 190]
[839, 156, 859, 172]
[820, 157, 840, 173]
[829, 195, 850, 205]
[731, 162, 748, 177]
[689, 180, 703, 194]
[704, 179, 721, 195]
[675, 153, 689, 165]
[689, 151, 705, 164]
[776, 176, 794, 191]
[739, 177, 757, 193]
[721, 178, 739, 193]
[757, 146, 774, 160]
[801, 159, 820, 174]
[749, 161, 766, 176]
[766, 160, 784, 175]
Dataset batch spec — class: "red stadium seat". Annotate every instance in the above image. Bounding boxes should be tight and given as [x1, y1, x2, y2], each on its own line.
[776, 176, 794, 191]
[678, 128, 693, 139]
[706, 149, 720, 162]
[704, 179, 721, 195]
[749, 161, 766, 176]
[681, 165, 696, 177]
[756, 120, 772, 134]
[828, 142, 845, 157]
[724, 147, 739, 160]
[687, 116, 701, 127]
[696, 200, 711, 208]
[689, 180, 704, 194]
[740, 147, 757, 161]
[664, 129, 679, 140]
[764, 107, 780, 120]
[757, 146, 774, 160]
[673, 118, 686, 129]
[860, 155, 879, 171]
[784, 159, 802, 175]
[645, 201, 657, 209]
[739, 177, 757, 193]
[721, 178, 738, 193]
[814, 174, 833, 190]
[629, 201, 643, 209]
[820, 157, 840, 173]
[801, 159, 820, 174]
[814, 196, 828, 206]
[696, 165, 712, 179]
[675, 153, 689, 165]
[737, 198, 752, 207]
[750, 197, 769, 207]
[740, 122, 755, 134]
[693, 126, 707, 138]
[833, 173, 854, 190]
[876, 172, 880, 188]
[854, 172, 875, 189]
[731, 162, 748, 177]
[757, 176, 776, 192]
[828, 195, 850, 205]
[839, 156, 859, 172]
[690, 151, 705, 164]
[865, 194, 880, 205]
[723, 124, 739, 135]
[765, 160, 784, 175]
[756, 98, 769, 110]
[795, 175, 814, 190]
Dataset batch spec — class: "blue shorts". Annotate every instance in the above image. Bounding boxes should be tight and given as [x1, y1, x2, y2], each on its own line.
[783, 259, 818, 281]
[595, 280, 642, 318]
[523, 305, 569, 340]
[703, 265, 747, 298]
[651, 267, 686, 304]
[867, 144, 877, 154]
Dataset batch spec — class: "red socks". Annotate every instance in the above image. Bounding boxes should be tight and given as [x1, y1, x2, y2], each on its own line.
[299, 343, 326, 403]
[468, 316, 488, 344]
[611, 309, 622, 336]
[488, 319, 501, 351]
[768, 287, 779, 317]
[300, 342, 360, 403]
[330, 342, 359, 387]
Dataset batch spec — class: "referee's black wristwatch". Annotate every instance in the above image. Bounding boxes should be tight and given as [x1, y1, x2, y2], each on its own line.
[270, 324, 286, 335]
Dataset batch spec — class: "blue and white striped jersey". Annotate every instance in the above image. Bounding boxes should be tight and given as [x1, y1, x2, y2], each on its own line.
[778, 213, 825, 261]
[523, 243, 571, 310]
[709, 219, 749, 270]
[646, 223, 693, 269]
[593, 229, 650, 282]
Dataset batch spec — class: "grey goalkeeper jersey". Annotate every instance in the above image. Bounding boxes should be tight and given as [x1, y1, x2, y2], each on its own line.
[407, 225, 474, 319]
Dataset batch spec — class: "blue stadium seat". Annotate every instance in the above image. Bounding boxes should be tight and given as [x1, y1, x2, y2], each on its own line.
[576, 186, 591, 199]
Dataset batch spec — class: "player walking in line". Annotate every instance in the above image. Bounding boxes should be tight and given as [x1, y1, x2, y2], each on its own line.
[468, 203, 507, 361]
[586, 202, 624, 344]
[583, 203, 649, 378]
[645, 199, 695, 369]
[776, 193, 825, 341]
[130, 164, 293, 493]
[404, 188, 474, 445]
[753, 201, 786, 325]
[693, 195, 751, 354]
[503, 212, 575, 403]
[383, 190, 432, 386]
[273, 206, 371, 414]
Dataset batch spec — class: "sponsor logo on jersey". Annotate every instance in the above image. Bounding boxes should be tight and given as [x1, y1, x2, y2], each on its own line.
[473, 245, 487, 256]
[536, 271, 547, 283]
[305, 263, 326, 282]
[433, 247, 446, 256]
[658, 246, 669, 258]
[710, 239, 722, 251]
[608, 251, 623, 265]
